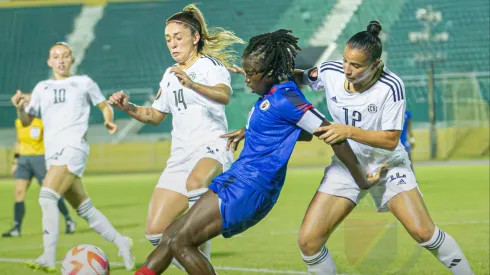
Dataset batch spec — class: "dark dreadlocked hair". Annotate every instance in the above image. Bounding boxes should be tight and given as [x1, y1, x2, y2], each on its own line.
[242, 29, 301, 82]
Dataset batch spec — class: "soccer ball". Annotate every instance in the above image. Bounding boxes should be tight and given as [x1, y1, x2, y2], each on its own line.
[61, 244, 110, 275]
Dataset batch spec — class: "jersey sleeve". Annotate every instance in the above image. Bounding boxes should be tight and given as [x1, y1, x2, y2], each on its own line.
[152, 70, 171, 113]
[25, 82, 43, 117]
[405, 110, 412, 120]
[381, 84, 406, 130]
[303, 67, 325, 91]
[85, 77, 106, 106]
[276, 89, 326, 134]
[206, 65, 232, 92]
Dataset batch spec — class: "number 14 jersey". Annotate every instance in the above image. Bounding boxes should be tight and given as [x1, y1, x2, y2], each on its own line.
[152, 55, 232, 153]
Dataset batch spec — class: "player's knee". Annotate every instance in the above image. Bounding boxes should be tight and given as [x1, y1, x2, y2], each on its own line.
[76, 199, 96, 220]
[38, 187, 60, 207]
[297, 234, 324, 255]
[14, 187, 27, 201]
[410, 224, 435, 243]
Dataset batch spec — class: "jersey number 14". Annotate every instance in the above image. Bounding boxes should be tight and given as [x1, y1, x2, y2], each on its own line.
[173, 89, 187, 110]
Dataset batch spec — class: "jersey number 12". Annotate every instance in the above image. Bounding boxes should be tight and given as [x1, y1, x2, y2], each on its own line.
[343, 108, 362, 126]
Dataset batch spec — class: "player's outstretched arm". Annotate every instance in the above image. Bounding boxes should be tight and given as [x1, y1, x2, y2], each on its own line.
[220, 127, 245, 152]
[11, 90, 34, 126]
[108, 91, 167, 125]
[97, 101, 117, 134]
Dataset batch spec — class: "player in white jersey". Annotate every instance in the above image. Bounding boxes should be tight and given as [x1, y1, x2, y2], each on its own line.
[108, 4, 244, 270]
[11, 42, 135, 273]
[293, 21, 474, 275]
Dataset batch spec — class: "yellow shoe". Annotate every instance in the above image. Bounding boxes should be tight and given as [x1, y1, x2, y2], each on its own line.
[25, 256, 56, 273]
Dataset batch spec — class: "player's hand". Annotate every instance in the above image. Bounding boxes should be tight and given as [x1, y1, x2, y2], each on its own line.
[227, 65, 245, 77]
[11, 160, 17, 177]
[308, 67, 318, 80]
[108, 91, 130, 112]
[409, 137, 416, 149]
[11, 90, 26, 109]
[170, 66, 195, 90]
[366, 164, 389, 186]
[104, 120, 118, 135]
[314, 123, 352, 145]
[220, 128, 245, 152]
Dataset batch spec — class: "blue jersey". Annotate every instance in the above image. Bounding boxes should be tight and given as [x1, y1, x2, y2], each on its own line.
[213, 81, 314, 202]
[400, 110, 412, 149]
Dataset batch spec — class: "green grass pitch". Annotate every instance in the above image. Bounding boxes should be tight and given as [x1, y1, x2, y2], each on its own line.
[0, 164, 488, 275]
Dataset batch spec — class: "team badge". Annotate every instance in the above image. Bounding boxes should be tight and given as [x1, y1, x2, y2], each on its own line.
[259, 100, 270, 111]
[70, 82, 78, 87]
[368, 103, 377, 113]
[188, 72, 196, 80]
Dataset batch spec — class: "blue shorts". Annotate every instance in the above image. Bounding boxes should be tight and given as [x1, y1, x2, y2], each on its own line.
[209, 174, 274, 238]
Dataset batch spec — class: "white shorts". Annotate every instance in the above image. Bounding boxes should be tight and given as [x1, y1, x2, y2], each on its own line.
[45, 147, 88, 178]
[318, 161, 420, 212]
[155, 141, 233, 196]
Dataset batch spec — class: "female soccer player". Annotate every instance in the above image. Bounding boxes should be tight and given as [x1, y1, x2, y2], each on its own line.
[294, 21, 473, 275]
[11, 42, 134, 273]
[108, 4, 244, 268]
[133, 29, 385, 275]
[3, 94, 75, 238]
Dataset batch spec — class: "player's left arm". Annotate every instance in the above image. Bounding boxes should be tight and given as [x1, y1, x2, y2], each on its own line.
[406, 112, 415, 149]
[86, 77, 118, 134]
[97, 101, 117, 135]
[170, 66, 231, 105]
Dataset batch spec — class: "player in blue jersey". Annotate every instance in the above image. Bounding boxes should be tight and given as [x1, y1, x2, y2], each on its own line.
[401, 110, 415, 168]
[134, 30, 385, 275]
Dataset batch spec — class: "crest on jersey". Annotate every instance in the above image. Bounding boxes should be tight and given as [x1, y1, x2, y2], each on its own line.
[70, 82, 78, 87]
[188, 72, 196, 80]
[259, 100, 270, 111]
[368, 104, 377, 113]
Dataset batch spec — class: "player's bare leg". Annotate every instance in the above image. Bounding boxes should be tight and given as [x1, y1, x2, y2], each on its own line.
[146, 188, 188, 269]
[186, 157, 223, 263]
[26, 165, 75, 273]
[64, 177, 135, 271]
[137, 191, 222, 275]
[298, 192, 356, 275]
[2, 179, 30, 237]
[388, 188, 474, 275]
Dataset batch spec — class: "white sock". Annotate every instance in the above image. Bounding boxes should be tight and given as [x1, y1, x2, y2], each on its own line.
[301, 246, 336, 275]
[188, 188, 212, 261]
[77, 199, 123, 247]
[421, 227, 474, 275]
[145, 234, 161, 247]
[38, 187, 61, 266]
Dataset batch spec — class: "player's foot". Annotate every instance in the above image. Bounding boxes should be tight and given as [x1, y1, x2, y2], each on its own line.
[65, 219, 76, 234]
[25, 255, 56, 273]
[117, 236, 135, 270]
[2, 227, 20, 238]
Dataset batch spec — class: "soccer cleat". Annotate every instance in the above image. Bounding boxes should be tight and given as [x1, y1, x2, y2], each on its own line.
[25, 255, 56, 273]
[118, 236, 135, 270]
[65, 219, 76, 234]
[2, 227, 20, 238]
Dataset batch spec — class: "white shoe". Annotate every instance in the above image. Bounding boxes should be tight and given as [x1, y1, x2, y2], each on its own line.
[25, 254, 56, 273]
[117, 236, 135, 271]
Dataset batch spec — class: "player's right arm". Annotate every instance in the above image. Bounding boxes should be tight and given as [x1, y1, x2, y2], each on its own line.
[11, 90, 35, 126]
[108, 90, 167, 125]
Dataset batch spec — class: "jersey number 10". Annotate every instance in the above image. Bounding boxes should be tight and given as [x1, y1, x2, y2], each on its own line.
[53, 89, 66, 104]
[173, 89, 187, 110]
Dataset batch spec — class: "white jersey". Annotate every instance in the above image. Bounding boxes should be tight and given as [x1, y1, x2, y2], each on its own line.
[25, 75, 106, 159]
[310, 60, 408, 171]
[152, 55, 232, 154]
